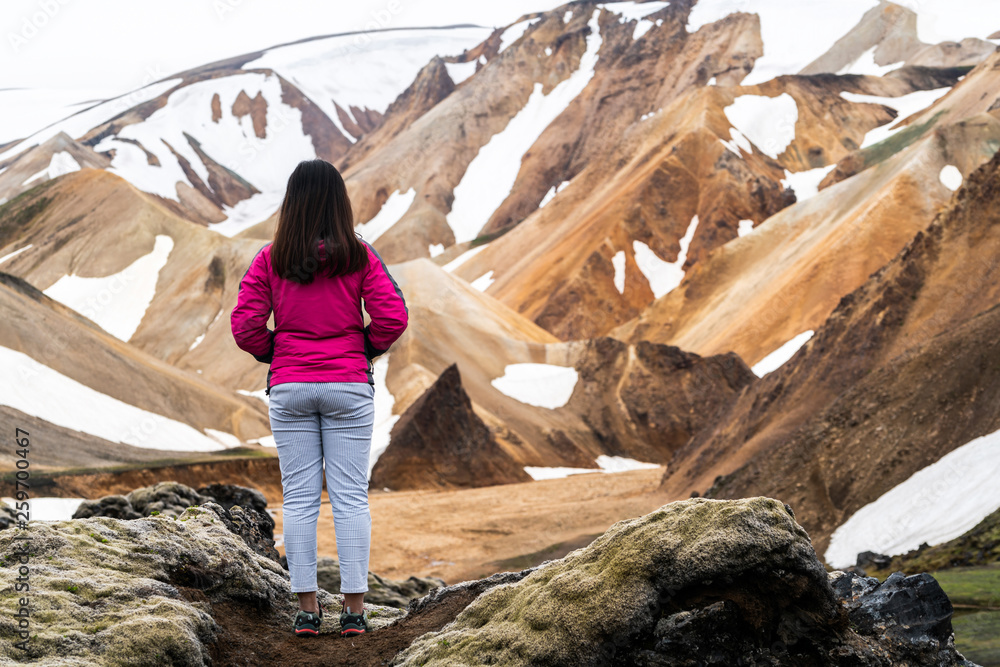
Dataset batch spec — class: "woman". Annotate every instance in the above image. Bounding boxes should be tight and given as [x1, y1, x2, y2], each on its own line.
[231, 159, 408, 637]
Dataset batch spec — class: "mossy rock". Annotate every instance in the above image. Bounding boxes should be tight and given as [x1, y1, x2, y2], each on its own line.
[0, 508, 403, 666]
[395, 497, 838, 666]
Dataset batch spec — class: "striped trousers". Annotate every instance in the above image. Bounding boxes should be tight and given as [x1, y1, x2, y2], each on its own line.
[268, 381, 374, 594]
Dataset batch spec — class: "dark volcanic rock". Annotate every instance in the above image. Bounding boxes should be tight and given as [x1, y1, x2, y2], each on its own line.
[71, 482, 277, 562]
[856, 550, 893, 572]
[370, 364, 531, 490]
[201, 501, 279, 564]
[314, 556, 445, 608]
[126, 481, 213, 518]
[831, 570, 971, 665]
[197, 483, 268, 514]
[73, 495, 142, 520]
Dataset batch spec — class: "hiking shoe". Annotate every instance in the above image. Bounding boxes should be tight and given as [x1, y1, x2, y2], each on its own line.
[293, 605, 323, 637]
[339, 607, 369, 636]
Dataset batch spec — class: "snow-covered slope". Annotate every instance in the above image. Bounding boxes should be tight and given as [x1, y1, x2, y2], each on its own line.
[244, 27, 489, 143]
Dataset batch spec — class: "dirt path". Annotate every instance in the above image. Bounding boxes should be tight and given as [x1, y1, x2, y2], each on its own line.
[205, 589, 477, 667]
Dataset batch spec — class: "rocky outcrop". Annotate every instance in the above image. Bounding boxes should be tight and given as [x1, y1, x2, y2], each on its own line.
[71, 495, 141, 520]
[73, 482, 278, 561]
[395, 497, 972, 666]
[315, 556, 445, 609]
[371, 364, 531, 490]
[124, 481, 212, 517]
[196, 482, 268, 514]
[0, 507, 404, 666]
[830, 571, 969, 665]
[565, 337, 757, 463]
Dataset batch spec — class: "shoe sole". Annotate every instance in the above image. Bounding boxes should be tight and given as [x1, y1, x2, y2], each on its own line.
[341, 628, 366, 636]
[295, 629, 319, 636]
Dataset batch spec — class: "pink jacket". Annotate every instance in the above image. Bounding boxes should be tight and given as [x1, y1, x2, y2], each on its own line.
[231, 241, 408, 392]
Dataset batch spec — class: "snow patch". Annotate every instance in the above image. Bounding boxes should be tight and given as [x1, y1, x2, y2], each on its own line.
[205, 429, 242, 448]
[428, 243, 445, 258]
[598, 1, 670, 39]
[596, 455, 660, 472]
[737, 220, 755, 237]
[0, 244, 32, 265]
[22, 151, 81, 186]
[43, 234, 174, 341]
[632, 215, 699, 299]
[356, 188, 416, 243]
[471, 270, 496, 291]
[724, 94, 799, 160]
[237, 388, 269, 404]
[939, 165, 963, 191]
[781, 165, 836, 202]
[539, 180, 570, 208]
[0, 497, 84, 522]
[491, 363, 579, 409]
[840, 88, 951, 148]
[612, 250, 626, 294]
[752, 330, 814, 377]
[188, 333, 206, 351]
[825, 426, 1000, 568]
[368, 355, 399, 478]
[444, 60, 479, 85]
[443, 244, 489, 273]
[524, 455, 660, 480]
[446, 10, 603, 244]
[720, 128, 753, 157]
[250, 435, 276, 448]
[563, 9, 573, 23]
[0, 346, 231, 452]
[498, 18, 540, 53]
[836, 46, 903, 76]
[892, 0, 1000, 46]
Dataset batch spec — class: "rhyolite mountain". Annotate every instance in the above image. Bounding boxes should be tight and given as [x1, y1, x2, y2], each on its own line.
[1, 0, 1000, 589]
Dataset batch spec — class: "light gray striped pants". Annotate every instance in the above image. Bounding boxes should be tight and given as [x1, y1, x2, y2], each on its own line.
[268, 381, 374, 594]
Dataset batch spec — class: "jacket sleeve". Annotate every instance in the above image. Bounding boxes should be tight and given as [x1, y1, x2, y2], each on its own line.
[361, 242, 408, 358]
[231, 245, 275, 364]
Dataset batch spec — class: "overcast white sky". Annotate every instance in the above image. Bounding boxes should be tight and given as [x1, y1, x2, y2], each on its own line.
[0, 0, 564, 92]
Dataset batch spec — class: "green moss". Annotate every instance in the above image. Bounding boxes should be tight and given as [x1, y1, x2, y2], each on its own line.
[953, 611, 1000, 666]
[933, 565, 1000, 609]
[857, 110, 946, 172]
[0, 180, 55, 248]
[396, 498, 817, 666]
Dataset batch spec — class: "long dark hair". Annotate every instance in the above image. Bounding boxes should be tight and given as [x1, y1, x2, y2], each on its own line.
[271, 159, 367, 283]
